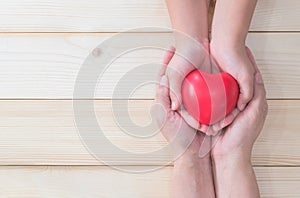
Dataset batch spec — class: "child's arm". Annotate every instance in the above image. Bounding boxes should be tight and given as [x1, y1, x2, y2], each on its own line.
[165, 0, 209, 111]
[211, 0, 257, 48]
[210, 0, 258, 111]
[165, 0, 209, 45]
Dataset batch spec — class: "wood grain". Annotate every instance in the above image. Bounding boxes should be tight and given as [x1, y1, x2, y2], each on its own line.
[0, 0, 299, 196]
[0, 100, 299, 166]
[0, 33, 299, 99]
[0, 166, 299, 197]
[0, 0, 299, 32]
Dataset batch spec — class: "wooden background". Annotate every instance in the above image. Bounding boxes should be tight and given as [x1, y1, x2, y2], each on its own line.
[0, 0, 300, 197]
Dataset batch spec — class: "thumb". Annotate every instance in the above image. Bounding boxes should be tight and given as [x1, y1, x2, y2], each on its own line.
[169, 75, 183, 110]
[166, 61, 187, 110]
[237, 71, 254, 111]
[166, 54, 195, 110]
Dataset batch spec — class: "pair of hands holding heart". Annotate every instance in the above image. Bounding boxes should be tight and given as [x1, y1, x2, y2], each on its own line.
[163, 43, 256, 135]
[155, 46, 268, 157]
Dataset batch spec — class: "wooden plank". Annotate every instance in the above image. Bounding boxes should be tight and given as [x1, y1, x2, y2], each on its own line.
[0, 33, 300, 99]
[0, 100, 299, 166]
[0, 0, 299, 32]
[0, 166, 299, 197]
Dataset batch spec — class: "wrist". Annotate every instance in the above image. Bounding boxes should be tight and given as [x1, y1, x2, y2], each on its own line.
[212, 151, 257, 197]
[209, 40, 248, 67]
[212, 148, 252, 167]
[174, 150, 211, 169]
[172, 36, 210, 70]
[174, 32, 209, 54]
[210, 38, 245, 56]
[173, 147, 215, 198]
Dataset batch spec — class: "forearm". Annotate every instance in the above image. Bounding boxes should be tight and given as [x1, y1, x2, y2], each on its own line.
[166, 0, 209, 46]
[211, 0, 257, 48]
[173, 153, 215, 198]
[212, 151, 260, 198]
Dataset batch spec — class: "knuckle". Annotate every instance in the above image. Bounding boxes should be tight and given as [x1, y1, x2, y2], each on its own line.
[242, 90, 254, 101]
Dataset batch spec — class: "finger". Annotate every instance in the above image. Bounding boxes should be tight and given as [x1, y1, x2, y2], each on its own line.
[179, 106, 220, 136]
[212, 108, 240, 132]
[197, 124, 216, 136]
[253, 72, 266, 100]
[162, 46, 175, 65]
[211, 130, 223, 149]
[198, 134, 212, 158]
[205, 126, 218, 136]
[198, 124, 209, 133]
[180, 108, 202, 130]
[245, 46, 259, 73]
[158, 46, 176, 78]
[246, 47, 267, 102]
[242, 72, 266, 119]
[237, 47, 259, 111]
[166, 66, 185, 110]
[157, 47, 176, 90]
[237, 69, 254, 111]
[155, 75, 171, 109]
[241, 72, 268, 128]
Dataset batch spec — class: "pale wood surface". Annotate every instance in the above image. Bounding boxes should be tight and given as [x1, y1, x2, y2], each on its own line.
[0, 100, 299, 166]
[1, 0, 300, 196]
[0, 33, 299, 99]
[0, 166, 299, 198]
[0, 0, 299, 32]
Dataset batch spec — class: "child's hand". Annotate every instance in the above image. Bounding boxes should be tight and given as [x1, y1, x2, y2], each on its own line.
[164, 46, 240, 135]
[165, 41, 210, 111]
[210, 42, 255, 111]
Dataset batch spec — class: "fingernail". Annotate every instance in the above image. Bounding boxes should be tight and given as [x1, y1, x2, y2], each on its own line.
[160, 75, 167, 86]
[171, 102, 177, 110]
[240, 103, 246, 111]
[255, 72, 263, 84]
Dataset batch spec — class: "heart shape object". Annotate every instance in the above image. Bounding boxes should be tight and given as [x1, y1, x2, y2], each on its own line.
[181, 70, 239, 125]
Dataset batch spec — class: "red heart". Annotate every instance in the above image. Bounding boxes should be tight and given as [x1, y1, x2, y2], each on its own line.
[181, 70, 239, 125]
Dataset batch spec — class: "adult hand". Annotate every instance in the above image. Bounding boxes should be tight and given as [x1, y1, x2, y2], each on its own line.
[154, 47, 210, 157]
[211, 48, 267, 198]
[154, 47, 215, 198]
[211, 48, 268, 159]
[166, 45, 240, 135]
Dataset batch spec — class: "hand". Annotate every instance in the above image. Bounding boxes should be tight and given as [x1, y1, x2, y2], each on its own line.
[165, 39, 210, 111]
[210, 42, 255, 111]
[154, 47, 210, 158]
[155, 47, 215, 198]
[165, 46, 239, 136]
[211, 48, 266, 198]
[211, 48, 268, 159]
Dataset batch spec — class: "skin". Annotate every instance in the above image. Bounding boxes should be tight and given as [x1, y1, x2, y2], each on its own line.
[210, 0, 258, 111]
[161, 47, 239, 136]
[165, 0, 210, 111]
[156, 48, 267, 197]
[162, 0, 263, 197]
[165, 0, 257, 134]
[154, 48, 215, 198]
[211, 48, 268, 198]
